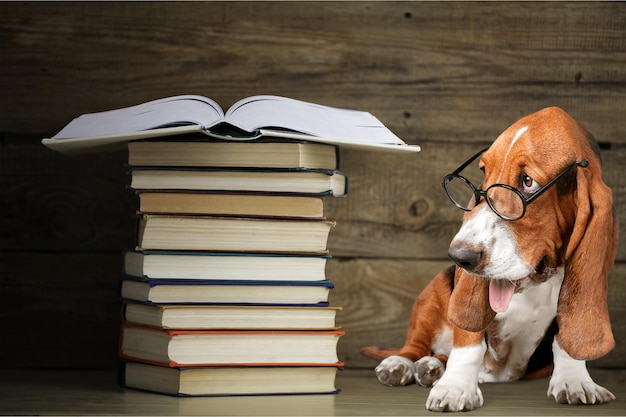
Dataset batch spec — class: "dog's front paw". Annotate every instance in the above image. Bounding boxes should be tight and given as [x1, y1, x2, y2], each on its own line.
[374, 355, 415, 386]
[548, 377, 615, 405]
[413, 356, 445, 388]
[426, 381, 483, 412]
[548, 340, 616, 405]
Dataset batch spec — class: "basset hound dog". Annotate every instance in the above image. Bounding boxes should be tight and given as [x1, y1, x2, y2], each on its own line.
[361, 107, 618, 412]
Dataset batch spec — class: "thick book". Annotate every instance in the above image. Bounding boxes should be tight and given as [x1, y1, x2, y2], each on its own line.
[136, 215, 335, 253]
[122, 302, 341, 330]
[120, 278, 334, 306]
[127, 140, 339, 169]
[121, 361, 342, 397]
[124, 250, 329, 282]
[129, 167, 347, 196]
[136, 191, 326, 218]
[41, 95, 421, 153]
[119, 324, 345, 366]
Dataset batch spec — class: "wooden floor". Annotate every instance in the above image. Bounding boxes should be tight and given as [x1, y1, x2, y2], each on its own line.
[1, 368, 624, 416]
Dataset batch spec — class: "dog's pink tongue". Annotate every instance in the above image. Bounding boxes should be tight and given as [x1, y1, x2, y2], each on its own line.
[489, 280, 516, 312]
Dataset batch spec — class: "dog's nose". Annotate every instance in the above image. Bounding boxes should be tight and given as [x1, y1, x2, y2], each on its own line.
[448, 243, 482, 271]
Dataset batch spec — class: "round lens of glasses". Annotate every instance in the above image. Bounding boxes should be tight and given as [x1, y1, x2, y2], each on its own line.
[485, 185, 525, 220]
[444, 176, 476, 210]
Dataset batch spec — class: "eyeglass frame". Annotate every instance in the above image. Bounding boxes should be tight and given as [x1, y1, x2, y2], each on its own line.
[442, 147, 589, 221]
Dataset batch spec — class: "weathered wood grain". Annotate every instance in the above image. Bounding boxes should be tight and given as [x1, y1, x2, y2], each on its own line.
[1, 2, 625, 144]
[1, 1, 626, 370]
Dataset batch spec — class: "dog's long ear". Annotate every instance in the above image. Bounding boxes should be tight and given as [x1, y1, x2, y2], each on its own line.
[448, 267, 495, 332]
[557, 153, 617, 360]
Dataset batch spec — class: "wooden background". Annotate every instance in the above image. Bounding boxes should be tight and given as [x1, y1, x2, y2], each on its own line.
[1, 2, 625, 370]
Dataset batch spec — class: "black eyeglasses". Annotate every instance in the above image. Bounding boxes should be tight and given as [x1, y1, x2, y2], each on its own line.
[442, 148, 589, 221]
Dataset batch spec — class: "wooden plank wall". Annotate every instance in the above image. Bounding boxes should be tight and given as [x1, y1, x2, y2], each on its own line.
[1, 2, 625, 370]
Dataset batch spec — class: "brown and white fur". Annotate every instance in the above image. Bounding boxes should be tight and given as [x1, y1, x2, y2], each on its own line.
[361, 107, 618, 412]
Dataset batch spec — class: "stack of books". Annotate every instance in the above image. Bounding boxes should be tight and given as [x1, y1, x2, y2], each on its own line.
[118, 138, 346, 397]
[41, 94, 420, 397]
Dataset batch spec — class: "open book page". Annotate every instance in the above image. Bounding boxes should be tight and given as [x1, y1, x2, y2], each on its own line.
[43, 95, 421, 153]
[51, 96, 224, 139]
[226, 95, 406, 146]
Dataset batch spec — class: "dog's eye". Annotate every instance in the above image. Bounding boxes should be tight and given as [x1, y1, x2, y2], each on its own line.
[522, 174, 540, 194]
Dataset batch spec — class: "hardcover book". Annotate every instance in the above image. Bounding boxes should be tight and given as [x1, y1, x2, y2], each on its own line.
[121, 361, 342, 397]
[135, 192, 326, 218]
[41, 95, 420, 153]
[122, 303, 341, 330]
[127, 140, 339, 169]
[136, 215, 335, 253]
[124, 250, 329, 282]
[129, 167, 347, 196]
[119, 324, 345, 366]
[120, 278, 334, 306]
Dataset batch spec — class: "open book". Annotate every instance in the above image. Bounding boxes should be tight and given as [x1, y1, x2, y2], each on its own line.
[41, 95, 421, 153]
